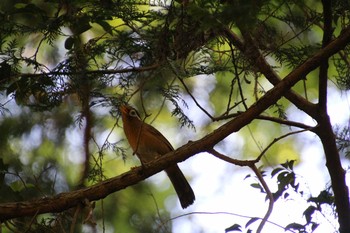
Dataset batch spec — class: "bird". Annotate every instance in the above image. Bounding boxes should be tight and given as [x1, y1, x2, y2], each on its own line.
[119, 104, 195, 209]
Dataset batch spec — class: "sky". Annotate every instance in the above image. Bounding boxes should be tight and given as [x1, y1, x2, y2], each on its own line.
[161, 84, 350, 233]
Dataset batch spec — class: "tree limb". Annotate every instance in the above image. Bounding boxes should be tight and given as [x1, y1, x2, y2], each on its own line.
[222, 27, 319, 118]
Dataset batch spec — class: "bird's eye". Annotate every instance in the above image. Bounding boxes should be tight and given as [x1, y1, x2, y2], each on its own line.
[129, 109, 138, 118]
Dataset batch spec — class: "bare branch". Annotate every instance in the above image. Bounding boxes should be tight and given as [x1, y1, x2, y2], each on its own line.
[318, 0, 333, 111]
[207, 149, 274, 233]
[256, 128, 312, 162]
[177, 77, 214, 120]
[251, 164, 274, 233]
[169, 211, 296, 233]
[208, 148, 255, 166]
[215, 112, 314, 130]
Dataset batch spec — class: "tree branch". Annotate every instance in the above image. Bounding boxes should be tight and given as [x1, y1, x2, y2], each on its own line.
[255, 129, 312, 162]
[207, 149, 274, 233]
[215, 112, 314, 130]
[313, 2, 350, 233]
[222, 27, 319, 118]
[12, 63, 160, 79]
[318, 0, 333, 111]
[251, 164, 274, 233]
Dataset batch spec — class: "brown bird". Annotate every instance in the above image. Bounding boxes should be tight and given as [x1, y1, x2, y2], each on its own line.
[120, 105, 195, 209]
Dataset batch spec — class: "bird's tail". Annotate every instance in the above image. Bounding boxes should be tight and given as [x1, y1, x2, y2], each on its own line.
[165, 165, 195, 209]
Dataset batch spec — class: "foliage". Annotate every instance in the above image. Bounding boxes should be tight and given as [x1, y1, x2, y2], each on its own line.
[0, 0, 350, 232]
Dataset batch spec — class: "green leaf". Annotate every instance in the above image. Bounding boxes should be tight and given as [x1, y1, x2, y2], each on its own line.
[287, 160, 295, 170]
[271, 167, 284, 177]
[10, 180, 25, 192]
[250, 183, 262, 190]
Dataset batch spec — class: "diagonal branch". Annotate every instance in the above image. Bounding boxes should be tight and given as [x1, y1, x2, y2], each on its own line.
[222, 27, 319, 118]
[318, 0, 333, 111]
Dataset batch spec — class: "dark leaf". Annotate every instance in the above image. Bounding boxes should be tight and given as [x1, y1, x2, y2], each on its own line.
[303, 206, 317, 223]
[250, 183, 264, 192]
[244, 174, 251, 180]
[245, 217, 259, 228]
[225, 224, 242, 232]
[73, 16, 92, 35]
[0, 61, 12, 82]
[271, 167, 284, 177]
[285, 223, 305, 231]
[287, 160, 295, 170]
[283, 192, 289, 199]
[311, 222, 319, 231]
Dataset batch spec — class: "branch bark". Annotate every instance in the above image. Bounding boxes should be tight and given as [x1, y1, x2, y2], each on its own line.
[312, 1, 350, 233]
[1, 25, 350, 222]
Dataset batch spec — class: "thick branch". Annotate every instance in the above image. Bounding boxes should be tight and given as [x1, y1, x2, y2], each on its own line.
[1, 25, 350, 222]
[318, 0, 333, 110]
[315, 114, 350, 233]
[313, 2, 350, 233]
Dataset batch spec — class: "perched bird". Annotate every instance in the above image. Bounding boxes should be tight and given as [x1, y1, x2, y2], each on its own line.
[120, 105, 195, 209]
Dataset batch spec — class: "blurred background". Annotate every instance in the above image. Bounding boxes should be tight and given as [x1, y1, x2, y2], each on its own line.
[0, 0, 350, 232]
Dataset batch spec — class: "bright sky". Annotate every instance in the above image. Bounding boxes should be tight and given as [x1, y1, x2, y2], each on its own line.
[166, 84, 350, 233]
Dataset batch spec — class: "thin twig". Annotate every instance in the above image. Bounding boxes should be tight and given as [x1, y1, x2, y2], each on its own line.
[207, 148, 274, 233]
[177, 76, 214, 120]
[70, 205, 81, 233]
[250, 164, 274, 233]
[23, 210, 39, 233]
[215, 112, 314, 130]
[256, 128, 312, 162]
[208, 148, 255, 166]
[169, 211, 297, 232]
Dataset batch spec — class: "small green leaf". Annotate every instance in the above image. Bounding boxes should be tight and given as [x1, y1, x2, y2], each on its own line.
[10, 180, 25, 192]
[271, 167, 284, 177]
[287, 160, 295, 170]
